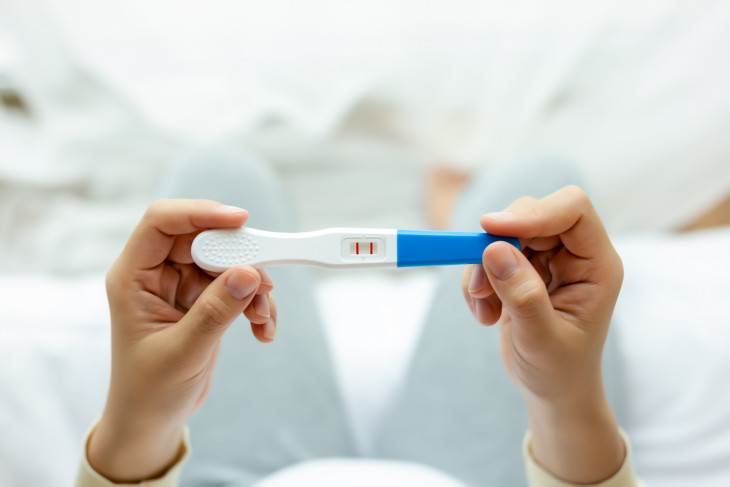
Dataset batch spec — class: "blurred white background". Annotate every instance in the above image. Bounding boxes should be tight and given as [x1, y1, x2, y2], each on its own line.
[1, 0, 729, 272]
[1, 1, 730, 486]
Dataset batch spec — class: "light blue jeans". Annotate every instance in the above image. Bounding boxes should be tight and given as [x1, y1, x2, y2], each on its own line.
[159, 148, 625, 487]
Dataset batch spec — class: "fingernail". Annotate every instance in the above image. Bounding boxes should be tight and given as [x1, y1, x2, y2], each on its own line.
[225, 269, 259, 300]
[253, 294, 270, 318]
[481, 211, 512, 222]
[263, 318, 276, 339]
[468, 265, 486, 294]
[485, 243, 519, 281]
[217, 205, 247, 215]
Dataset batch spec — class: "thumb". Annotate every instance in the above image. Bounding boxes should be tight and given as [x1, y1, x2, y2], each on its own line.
[482, 242, 553, 328]
[178, 266, 260, 350]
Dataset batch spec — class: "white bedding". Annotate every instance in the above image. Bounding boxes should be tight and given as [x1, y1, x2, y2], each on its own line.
[2, 0, 730, 273]
[1, 228, 729, 486]
[611, 228, 730, 487]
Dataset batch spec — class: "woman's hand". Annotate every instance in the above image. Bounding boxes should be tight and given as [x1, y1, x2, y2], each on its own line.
[88, 199, 276, 483]
[462, 186, 625, 483]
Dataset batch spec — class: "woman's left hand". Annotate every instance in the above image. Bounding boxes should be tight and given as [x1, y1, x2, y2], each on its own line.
[88, 199, 275, 482]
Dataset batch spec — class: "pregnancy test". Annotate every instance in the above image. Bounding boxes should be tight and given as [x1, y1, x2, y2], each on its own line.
[192, 227, 520, 272]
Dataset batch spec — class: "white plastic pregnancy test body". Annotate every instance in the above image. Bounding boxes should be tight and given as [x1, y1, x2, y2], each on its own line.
[192, 227, 520, 272]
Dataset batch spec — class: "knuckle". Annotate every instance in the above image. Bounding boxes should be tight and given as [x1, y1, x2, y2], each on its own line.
[528, 201, 546, 220]
[511, 196, 544, 221]
[143, 199, 170, 221]
[514, 195, 538, 205]
[510, 196, 539, 212]
[510, 280, 547, 316]
[197, 294, 232, 333]
[563, 185, 591, 206]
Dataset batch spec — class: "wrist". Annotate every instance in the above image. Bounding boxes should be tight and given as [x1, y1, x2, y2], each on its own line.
[525, 386, 625, 484]
[88, 412, 185, 483]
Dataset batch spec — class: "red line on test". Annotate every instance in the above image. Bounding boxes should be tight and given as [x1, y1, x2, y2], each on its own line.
[356, 242, 359, 254]
[370, 242, 373, 254]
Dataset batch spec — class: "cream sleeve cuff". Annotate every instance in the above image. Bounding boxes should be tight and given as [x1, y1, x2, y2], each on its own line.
[74, 423, 190, 487]
[524, 429, 645, 487]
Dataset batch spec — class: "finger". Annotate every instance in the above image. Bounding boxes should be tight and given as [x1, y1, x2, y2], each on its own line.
[544, 246, 595, 291]
[198, 267, 274, 293]
[244, 293, 271, 324]
[526, 247, 561, 291]
[176, 265, 260, 353]
[480, 186, 611, 261]
[175, 265, 214, 312]
[483, 242, 554, 332]
[462, 269, 477, 313]
[256, 268, 274, 295]
[168, 232, 201, 264]
[251, 294, 277, 343]
[123, 199, 248, 270]
[462, 265, 477, 315]
[523, 235, 562, 252]
[473, 294, 503, 326]
[159, 264, 182, 308]
[462, 265, 475, 298]
[467, 263, 495, 299]
[462, 265, 501, 324]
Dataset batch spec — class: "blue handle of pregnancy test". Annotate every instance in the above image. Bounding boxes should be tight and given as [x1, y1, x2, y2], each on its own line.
[396, 230, 521, 268]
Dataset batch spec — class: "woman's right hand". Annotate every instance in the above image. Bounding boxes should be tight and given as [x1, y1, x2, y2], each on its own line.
[462, 186, 625, 484]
